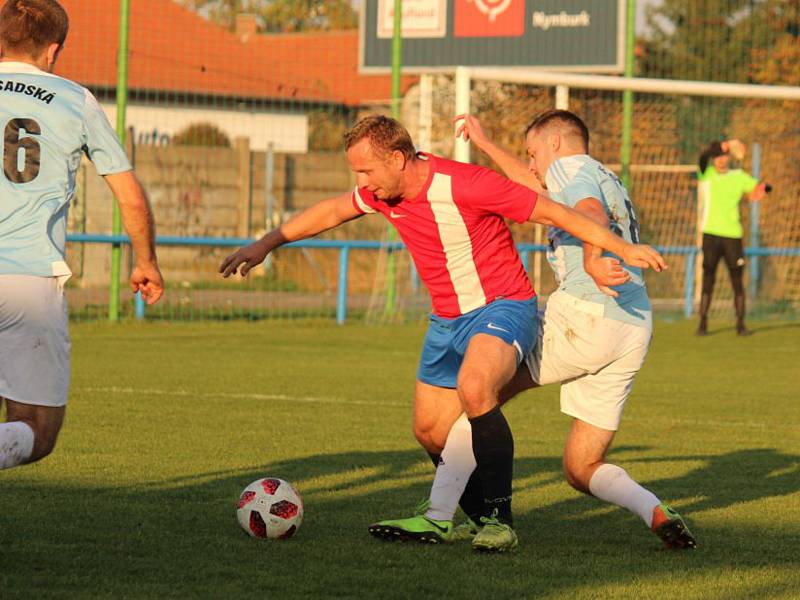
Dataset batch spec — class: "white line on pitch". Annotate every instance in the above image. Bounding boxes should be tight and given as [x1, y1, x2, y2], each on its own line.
[76, 386, 408, 408]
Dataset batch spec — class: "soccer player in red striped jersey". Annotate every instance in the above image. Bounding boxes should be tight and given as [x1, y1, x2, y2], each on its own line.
[220, 115, 666, 551]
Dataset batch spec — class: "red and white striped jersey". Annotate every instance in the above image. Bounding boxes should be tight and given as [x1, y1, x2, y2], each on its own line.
[351, 153, 537, 318]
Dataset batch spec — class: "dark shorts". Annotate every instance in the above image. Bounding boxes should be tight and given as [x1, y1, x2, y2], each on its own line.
[702, 233, 745, 273]
[417, 297, 538, 389]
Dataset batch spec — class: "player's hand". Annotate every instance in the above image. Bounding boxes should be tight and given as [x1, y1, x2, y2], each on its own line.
[584, 256, 629, 297]
[750, 182, 767, 202]
[219, 240, 270, 278]
[619, 243, 668, 272]
[726, 139, 746, 160]
[453, 113, 490, 150]
[130, 263, 164, 305]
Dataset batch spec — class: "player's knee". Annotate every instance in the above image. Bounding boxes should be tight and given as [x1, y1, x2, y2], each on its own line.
[414, 431, 442, 455]
[412, 423, 442, 454]
[457, 372, 494, 416]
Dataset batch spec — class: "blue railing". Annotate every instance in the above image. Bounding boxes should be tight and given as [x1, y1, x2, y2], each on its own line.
[66, 233, 800, 323]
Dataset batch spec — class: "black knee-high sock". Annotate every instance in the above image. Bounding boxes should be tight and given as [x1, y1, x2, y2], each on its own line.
[469, 405, 514, 525]
[458, 469, 486, 522]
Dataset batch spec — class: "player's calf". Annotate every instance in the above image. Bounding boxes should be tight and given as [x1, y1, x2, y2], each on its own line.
[2, 401, 65, 467]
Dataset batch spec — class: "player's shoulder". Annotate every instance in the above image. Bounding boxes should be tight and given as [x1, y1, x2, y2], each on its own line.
[0, 61, 90, 106]
[424, 152, 489, 179]
[352, 186, 379, 213]
[545, 154, 596, 193]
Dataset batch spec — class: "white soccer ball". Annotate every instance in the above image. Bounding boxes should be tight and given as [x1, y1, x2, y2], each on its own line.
[236, 477, 304, 540]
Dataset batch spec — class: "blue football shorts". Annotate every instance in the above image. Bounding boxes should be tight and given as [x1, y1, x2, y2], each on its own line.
[417, 296, 538, 389]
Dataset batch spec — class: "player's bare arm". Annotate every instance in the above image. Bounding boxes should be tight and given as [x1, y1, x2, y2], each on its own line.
[530, 195, 667, 272]
[220, 192, 362, 277]
[747, 182, 768, 202]
[104, 171, 164, 305]
[575, 197, 631, 297]
[453, 113, 541, 191]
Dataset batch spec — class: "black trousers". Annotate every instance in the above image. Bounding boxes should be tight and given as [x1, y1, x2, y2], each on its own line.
[700, 233, 746, 323]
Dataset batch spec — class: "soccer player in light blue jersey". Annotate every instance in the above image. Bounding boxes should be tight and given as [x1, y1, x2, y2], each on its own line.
[0, 0, 163, 470]
[370, 111, 696, 550]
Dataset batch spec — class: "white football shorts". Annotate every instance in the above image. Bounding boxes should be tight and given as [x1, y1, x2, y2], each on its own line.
[0, 274, 70, 407]
[526, 290, 652, 431]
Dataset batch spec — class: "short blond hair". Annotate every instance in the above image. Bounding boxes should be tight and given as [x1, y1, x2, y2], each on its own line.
[344, 115, 416, 161]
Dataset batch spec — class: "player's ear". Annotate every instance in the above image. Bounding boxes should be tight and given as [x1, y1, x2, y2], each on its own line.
[549, 133, 561, 152]
[392, 150, 406, 170]
[46, 43, 62, 70]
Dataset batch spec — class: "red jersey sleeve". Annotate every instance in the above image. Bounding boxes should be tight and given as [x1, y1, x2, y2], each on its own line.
[462, 165, 538, 223]
[351, 187, 378, 214]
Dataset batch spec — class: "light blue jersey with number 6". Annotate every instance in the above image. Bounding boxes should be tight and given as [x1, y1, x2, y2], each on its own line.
[545, 154, 652, 327]
[0, 61, 131, 279]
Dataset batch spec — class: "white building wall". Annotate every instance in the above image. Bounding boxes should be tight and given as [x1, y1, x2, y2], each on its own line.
[100, 102, 309, 153]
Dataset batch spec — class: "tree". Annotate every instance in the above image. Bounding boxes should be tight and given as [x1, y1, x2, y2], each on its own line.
[178, 0, 357, 33]
[180, 0, 241, 31]
[637, 0, 798, 160]
[639, 0, 798, 84]
[171, 122, 232, 147]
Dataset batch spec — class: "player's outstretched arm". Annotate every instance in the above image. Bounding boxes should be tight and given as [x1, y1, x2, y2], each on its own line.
[453, 114, 541, 190]
[219, 192, 362, 278]
[104, 171, 164, 305]
[530, 194, 667, 272]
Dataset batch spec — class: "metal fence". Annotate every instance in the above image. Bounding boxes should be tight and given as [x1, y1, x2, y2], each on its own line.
[65, 234, 800, 323]
[57, 0, 799, 322]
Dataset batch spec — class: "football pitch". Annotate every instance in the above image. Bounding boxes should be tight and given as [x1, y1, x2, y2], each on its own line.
[2, 319, 799, 599]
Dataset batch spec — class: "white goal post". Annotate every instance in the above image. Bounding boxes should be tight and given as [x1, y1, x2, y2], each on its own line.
[452, 68, 800, 163]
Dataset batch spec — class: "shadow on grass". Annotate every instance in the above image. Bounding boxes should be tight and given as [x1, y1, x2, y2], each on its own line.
[2, 447, 799, 598]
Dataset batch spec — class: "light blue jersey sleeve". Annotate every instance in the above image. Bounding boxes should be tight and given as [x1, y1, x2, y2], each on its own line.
[82, 91, 131, 175]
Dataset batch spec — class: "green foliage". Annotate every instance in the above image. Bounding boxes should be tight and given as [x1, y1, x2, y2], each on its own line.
[2, 320, 799, 597]
[260, 0, 357, 33]
[179, 0, 357, 32]
[180, 0, 241, 31]
[308, 110, 350, 151]
[637, 0, 799, 160]
[171, 122, 232, 147]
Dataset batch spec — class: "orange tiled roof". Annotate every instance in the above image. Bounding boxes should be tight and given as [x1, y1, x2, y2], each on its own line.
[46, 0, 416, 107]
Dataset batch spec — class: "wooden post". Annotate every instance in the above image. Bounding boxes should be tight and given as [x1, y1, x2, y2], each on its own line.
[236, 136, 252, 239]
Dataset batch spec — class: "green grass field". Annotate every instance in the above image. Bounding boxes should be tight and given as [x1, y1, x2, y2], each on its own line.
[2, 319, 799, 599]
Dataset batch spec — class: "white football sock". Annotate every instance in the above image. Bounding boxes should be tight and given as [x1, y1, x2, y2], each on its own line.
[426, 413, 476, 522]
[0, 421, 35, 469]
[589, 463, 661, 527]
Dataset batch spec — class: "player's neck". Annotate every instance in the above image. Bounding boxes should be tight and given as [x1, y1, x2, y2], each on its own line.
[0, 53, 50, 71]
[401, 157, 431, 201]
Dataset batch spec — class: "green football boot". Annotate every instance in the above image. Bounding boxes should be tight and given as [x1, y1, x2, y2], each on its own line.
[450, 515, 481, 542]
[651, 503, 697, 549]
[471, 510, 518, 553]
[368, 500, 453, 544]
